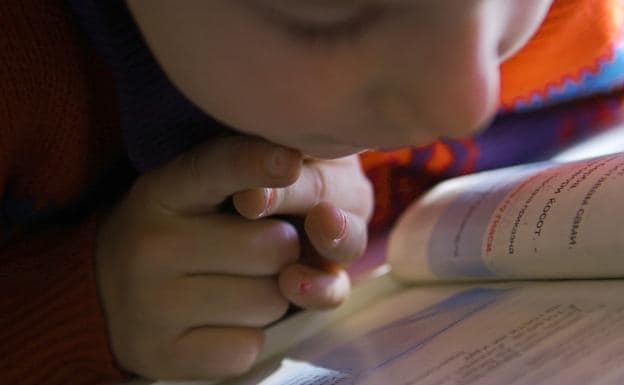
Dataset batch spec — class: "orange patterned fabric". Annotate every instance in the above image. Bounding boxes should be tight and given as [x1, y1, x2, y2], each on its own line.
[500, 0, 624, 108]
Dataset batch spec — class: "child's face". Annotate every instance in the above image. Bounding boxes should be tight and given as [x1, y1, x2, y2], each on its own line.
[128, 0, 552, 158]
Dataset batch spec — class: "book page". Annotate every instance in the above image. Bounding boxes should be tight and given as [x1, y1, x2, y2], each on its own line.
[388, 152, 624, 281]
[209, 280, 624, 385]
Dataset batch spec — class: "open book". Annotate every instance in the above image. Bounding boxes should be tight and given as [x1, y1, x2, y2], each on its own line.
[156, 127, 624, 385]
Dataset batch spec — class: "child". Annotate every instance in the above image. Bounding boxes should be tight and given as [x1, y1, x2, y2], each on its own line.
[2, 0, 624, 383]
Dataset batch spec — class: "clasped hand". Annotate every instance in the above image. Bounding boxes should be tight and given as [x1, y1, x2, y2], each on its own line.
[96, 135, 373, 380]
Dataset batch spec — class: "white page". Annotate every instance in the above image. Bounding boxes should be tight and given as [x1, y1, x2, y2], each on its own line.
[218, 280, 624, 385]
[389, 152, 624, 281]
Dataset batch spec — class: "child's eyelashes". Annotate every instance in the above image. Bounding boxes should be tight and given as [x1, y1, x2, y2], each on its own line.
[276, 6, 386, 46]
[248, 1, 387, 47]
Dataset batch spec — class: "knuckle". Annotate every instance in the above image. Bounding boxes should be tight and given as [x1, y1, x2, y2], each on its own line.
[228, 135, 263, 155]
[257, 280, 290, 325]
[163, 344, 196, 379]
[170, 329, 263, 378]
[250, 219, 300, 274]
[226, 331, 264, 376]
[113, 332, 158, 378]
[182, 148, 204, 187]
[171, 147, 206, 195]
[271, 296, 291, 322]
[310, 165, 328, 204]
[228, 140, 254, 172]
[227, 136, 268, 175]
[186, 151, 206, 194]
[270, 220, 300, 267]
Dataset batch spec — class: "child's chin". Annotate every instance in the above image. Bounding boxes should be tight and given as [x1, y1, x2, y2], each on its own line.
[304, 144, 370, 160]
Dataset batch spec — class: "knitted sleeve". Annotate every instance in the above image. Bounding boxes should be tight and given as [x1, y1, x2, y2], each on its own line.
[0, 1, 126, 383]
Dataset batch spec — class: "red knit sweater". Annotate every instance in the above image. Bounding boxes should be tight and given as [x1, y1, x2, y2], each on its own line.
[0, 1, 125, 383]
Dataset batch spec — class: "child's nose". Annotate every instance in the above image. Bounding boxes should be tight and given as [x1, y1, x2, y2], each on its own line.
[366, 31, 501, 142]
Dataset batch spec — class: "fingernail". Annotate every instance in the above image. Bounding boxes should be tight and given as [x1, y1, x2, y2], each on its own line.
[298, 280, 313, 295]
[258, 188, 274, 218]
[265, 147, 297, 178]
[331, 209, 348, 247]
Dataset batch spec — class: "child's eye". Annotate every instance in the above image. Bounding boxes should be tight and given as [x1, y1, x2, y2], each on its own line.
[279, 6, 386, 46]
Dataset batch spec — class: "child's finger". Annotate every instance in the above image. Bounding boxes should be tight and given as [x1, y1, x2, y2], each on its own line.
[278, 263, 350, 309]
[143, 135, 302, 214]
[233, 156, 373, 220]
[160, 275, 289, 329]
[137, 327, 263, 380]
[149, 215, 300, 276]
[304, 202, 368, 267]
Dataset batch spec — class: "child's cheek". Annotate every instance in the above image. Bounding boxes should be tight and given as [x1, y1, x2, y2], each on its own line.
[371, 24, 501, 139]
